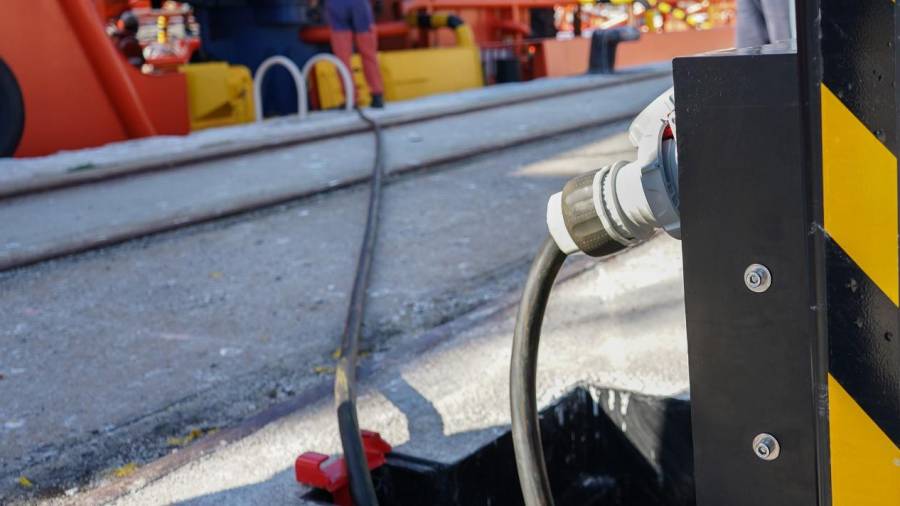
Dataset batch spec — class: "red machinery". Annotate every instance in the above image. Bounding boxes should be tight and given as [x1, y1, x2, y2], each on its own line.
[393, 0, 734, 80]
[124, 1, 202, 70]
[300, 0, 735, 76]
[0, 0, 190, 157]
[0, 0, 734, 157]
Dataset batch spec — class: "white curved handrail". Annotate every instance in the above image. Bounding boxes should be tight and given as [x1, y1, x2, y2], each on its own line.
[253, 56, 309, 122]
[301, 54, 355, 111]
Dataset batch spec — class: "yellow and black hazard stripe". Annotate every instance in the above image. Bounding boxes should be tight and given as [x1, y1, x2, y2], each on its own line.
[820, 0, 900, 503]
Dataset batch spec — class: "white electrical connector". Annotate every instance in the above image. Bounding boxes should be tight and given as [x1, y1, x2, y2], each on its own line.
[546, 192, 579, 253]
[547, 88, 680, 256]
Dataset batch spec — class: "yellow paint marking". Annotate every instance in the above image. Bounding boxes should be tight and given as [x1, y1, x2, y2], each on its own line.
[113, 462, 138, 478]
[829, 375, 900, 505]
[822, 86, 899, 305]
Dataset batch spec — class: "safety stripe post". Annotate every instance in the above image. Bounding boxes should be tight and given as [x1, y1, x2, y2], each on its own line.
[818, 0, 900, 503]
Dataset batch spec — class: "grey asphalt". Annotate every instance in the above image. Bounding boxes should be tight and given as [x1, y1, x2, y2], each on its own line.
[1, 101, 681, 502]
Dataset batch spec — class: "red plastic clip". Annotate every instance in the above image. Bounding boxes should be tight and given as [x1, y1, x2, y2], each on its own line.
[295, 430, 392, 506]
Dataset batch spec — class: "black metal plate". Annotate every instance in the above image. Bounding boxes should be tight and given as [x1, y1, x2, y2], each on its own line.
[674, 45, 826, 506]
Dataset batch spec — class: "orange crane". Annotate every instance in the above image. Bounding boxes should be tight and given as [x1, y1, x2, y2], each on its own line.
[0, 0, 189, 157]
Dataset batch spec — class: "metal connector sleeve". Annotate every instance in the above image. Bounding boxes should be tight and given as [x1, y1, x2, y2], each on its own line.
[561, 169, 627, 257]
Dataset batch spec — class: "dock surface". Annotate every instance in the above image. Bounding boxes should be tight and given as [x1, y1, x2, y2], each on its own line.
[0, 69, 684, 504]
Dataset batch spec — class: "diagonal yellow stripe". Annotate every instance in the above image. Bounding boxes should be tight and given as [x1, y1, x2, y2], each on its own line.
[828, 375, 900, 505]
[822, 86, 899, 305]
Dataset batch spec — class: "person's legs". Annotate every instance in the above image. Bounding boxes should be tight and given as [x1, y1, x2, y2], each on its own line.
[329, 29, 356, 104]
[354, 31, 384, 96]
[331, 30, 353, 69]
[327, 0, 358, 103]
[348, 0, 385, 104]
[736, 0, 769, 47]
[760, 0, 792, 43]
[329, 30, 354, 72]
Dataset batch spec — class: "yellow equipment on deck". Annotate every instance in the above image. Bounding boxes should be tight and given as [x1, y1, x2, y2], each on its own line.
[314, 14, 483, 109]
[180, 62, 255, 131]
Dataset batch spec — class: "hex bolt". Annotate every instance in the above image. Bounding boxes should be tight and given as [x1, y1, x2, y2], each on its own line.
[744, 264, 772, 293]
[752, 433, 780, 461]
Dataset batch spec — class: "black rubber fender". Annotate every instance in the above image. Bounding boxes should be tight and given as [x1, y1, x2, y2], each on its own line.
[0, 58, 25, 157]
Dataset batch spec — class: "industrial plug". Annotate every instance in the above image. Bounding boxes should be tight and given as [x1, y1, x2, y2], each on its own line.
[546, 88, 680, 256]
[512, 88, 682, 506]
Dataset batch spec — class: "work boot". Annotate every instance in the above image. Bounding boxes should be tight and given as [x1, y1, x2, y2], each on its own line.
[370, 93, 385, 109]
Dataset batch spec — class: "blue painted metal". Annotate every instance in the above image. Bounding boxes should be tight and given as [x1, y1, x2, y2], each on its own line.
[187, 0, 325, 116]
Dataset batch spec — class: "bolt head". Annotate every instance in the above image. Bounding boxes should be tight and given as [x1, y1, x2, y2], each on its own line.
[752, 433, 780, 461]
[744, 264, 772, 293]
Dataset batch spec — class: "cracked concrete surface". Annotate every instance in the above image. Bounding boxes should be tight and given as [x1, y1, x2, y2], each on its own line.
[1, 108, 686, 503]
[98, 234, 687, 506]
[0, 75, 672, 271]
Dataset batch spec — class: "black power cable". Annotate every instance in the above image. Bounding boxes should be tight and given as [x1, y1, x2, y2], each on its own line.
[510, 236, 567, 506]
[334, 108, 385, 506]
[510, 89, 678, 506]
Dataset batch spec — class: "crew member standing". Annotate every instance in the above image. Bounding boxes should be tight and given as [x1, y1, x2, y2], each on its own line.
[323, 0, 386, 108]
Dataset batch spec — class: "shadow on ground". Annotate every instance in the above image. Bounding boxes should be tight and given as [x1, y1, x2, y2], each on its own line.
[176, 378, 694, 506]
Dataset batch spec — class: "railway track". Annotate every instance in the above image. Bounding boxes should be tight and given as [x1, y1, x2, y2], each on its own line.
[0, 69, 671, 273]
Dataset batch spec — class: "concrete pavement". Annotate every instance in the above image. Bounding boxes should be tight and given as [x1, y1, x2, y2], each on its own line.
[0, 74, 672, 271]
[1, 118, 686, 503]
[95, 234, 687, 506]
[0, 66, 669, 194]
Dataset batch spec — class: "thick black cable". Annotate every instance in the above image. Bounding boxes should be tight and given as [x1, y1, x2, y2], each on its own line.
[510, 236, 567, 506]
[334, 108, 385, 506]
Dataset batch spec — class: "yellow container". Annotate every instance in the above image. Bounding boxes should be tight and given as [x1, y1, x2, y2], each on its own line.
[180, 62, 255, 131]
[314, 44, 483, 109]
